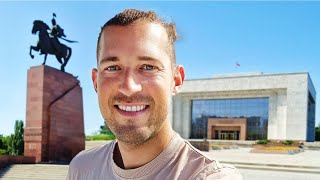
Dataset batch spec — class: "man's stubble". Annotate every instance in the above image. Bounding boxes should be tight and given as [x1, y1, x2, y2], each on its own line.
[104, 92, 170, 147]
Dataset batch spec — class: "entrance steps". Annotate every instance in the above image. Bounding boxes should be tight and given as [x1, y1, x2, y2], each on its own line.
[0, 164, 69, 180]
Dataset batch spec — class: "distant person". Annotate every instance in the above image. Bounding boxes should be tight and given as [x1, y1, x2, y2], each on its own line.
[299, 142, 304, 152]
[67, 9, 242, 179]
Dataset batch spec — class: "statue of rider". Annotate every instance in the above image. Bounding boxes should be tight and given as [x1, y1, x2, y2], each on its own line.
[50, 13, 66, 53]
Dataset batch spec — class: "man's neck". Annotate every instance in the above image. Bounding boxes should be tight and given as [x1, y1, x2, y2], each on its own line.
[114, 125, 174, 169]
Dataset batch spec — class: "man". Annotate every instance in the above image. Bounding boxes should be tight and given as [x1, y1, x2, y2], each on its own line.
[50, 13, 66, 39]
[50, 13, 66, 52]
[68, 9, 242, 179]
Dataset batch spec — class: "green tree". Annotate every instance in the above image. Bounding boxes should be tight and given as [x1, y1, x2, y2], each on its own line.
[0, 134, 10, 155]
[0, 134, 4, 148]
[0, 134, 8, 155]
[8, 120, 24, 155]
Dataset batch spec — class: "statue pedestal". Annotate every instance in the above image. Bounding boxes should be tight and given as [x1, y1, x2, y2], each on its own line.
[24, 65, 85, 163]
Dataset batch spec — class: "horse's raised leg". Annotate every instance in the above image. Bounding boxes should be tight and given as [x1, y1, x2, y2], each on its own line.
[29, 46, 39, 59]
[42, 54, 48, 65]
[56, 57, 63, 64]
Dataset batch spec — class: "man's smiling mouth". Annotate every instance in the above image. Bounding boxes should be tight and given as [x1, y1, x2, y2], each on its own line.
[117, 105, 148, 112]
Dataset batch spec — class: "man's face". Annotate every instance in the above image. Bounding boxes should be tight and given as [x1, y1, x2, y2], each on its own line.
[92, 22, 184, 146]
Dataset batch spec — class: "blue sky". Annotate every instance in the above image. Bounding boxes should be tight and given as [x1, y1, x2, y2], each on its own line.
[0, 1, 319, 136]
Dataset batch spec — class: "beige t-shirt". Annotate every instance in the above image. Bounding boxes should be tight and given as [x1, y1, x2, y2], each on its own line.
[67, 133, 242, 180]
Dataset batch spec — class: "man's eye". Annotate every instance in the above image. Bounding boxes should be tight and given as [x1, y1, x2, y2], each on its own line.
[106, 66, 120, 71]
[141, 65, 156, 70]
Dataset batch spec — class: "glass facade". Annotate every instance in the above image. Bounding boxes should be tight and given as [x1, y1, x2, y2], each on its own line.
[191, 97, 269, 140]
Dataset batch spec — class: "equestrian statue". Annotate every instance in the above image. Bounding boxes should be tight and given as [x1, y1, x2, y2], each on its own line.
[29, 13, 77, 72]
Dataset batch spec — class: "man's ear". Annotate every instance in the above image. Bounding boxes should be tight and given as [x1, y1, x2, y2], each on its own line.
[92, 68, 98, 93]
[172, 65, 185, 96]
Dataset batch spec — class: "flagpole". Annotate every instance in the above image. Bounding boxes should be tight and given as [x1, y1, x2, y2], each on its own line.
[235, 62, 240, 73]
[235, 63, 237, 73]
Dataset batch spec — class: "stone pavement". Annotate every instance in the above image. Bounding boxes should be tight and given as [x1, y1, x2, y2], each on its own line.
[203, 147, 320, 174]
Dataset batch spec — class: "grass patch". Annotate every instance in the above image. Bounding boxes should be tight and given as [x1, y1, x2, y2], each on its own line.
[86, 134, 116, 141]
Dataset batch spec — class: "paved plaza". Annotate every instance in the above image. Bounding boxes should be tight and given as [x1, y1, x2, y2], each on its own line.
[240, 168, 320, 180]
[204, 147, 320, 167]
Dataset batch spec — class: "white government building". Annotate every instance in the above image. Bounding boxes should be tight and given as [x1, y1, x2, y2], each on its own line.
[172, 72, 316, 142]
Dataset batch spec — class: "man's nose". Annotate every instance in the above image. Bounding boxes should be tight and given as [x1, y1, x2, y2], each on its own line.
[118, 70, 142, 96]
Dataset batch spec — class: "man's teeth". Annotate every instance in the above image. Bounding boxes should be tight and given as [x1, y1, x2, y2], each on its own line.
[118, 105, 147, 112]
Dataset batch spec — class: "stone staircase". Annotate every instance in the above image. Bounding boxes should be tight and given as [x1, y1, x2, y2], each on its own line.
[0, 164, 69, 179]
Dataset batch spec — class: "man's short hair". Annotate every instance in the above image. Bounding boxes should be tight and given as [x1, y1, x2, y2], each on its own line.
[96, 9, 177, 64]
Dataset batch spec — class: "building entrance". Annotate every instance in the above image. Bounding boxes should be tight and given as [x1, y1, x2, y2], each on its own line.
[215, 130, 240, 140]
[207, 118, 246, 140]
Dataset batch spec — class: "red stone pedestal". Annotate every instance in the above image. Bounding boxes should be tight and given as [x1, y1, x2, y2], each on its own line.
[24, 65, 85, 163]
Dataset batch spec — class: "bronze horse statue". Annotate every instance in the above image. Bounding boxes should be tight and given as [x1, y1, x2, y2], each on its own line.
[29, 20, 72, 72]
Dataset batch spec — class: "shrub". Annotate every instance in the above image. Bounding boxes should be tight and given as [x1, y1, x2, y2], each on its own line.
[257, 139, 270, 144]
[282, 140, 293, 146]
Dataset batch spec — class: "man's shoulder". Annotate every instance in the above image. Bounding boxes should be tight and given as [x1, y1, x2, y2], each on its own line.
[181, 139, 242, 179]
[69, 141, 114, 168]
[182, 139, 217, 165]
[197, 163, 243, 179]
[67, 141, 115, 180]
